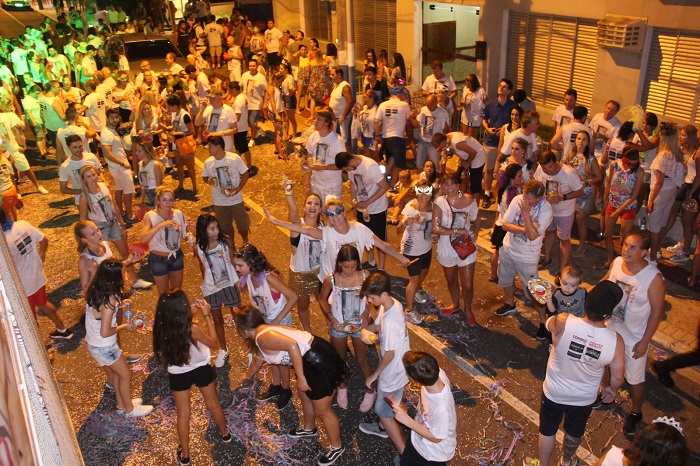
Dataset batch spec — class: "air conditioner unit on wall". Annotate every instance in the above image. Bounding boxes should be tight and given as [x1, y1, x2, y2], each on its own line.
[597, 15, 647, 52]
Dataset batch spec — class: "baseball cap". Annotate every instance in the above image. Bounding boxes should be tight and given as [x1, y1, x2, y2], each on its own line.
[86, 45, 96, 51]
[390, 87, 408, 95]
[585, 280, 624, 320]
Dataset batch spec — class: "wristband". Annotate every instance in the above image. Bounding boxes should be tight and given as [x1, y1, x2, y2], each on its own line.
[522, 213, 531, 219]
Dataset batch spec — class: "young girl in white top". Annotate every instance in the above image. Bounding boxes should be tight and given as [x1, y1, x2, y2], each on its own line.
[318, 245, 375, 412]
[236, 305, 346, 466]
[141, 187, 188, 293]
[152, 290, 232, 466]
[489, 164, 524, 282]
[355, 89, 379, 161]
[265, 72, 287, 159]
[85, 259, 153, 418]
[135, 143, 164, 209]
[193, 213, 241, 368]
[233, 244, 298, 409]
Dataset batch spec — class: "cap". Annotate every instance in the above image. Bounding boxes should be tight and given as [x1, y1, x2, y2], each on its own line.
[283, 30, 291, 34]
[86, 45, 96, 51]
[207, 88, 223, 97]
[585, 280, 624, 320]
[390, 87, 408, 95]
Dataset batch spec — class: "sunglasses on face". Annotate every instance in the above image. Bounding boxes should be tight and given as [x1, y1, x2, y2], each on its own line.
[415, 186, 433, 195]
[325, 205, 345, 217]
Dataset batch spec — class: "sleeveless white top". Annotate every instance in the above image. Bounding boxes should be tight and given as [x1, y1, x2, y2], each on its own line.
[245, 272, 287, 322]
[84, 303, 118, 347]
[138, 160, 157, 190]
[197, 241, 239, 296]
[329, 271, 366, 324]
[167, 340, 211, 374]
[255, 326, 312, 365]
[85, 183, 115, 224]
[81, 241, 113, 265]
[143, 209, 187, 257]
[289, 218, 324, 280]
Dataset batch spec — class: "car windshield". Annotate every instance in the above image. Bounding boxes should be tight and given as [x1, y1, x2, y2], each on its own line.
[124, 39, 182, 61]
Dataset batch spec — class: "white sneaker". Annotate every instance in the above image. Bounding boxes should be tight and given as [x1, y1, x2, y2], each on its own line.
[667, 241, 684, 253]
[405, 310, 423, 325]
[131, 279, 153, 289]
[414, 290, 428, 304]
[670, 252, 690, 263]
[214, 350, 229, 368]
[125, 404, 153, 418]
[37, 186, 49, 195]
[248, 139, 255, 148]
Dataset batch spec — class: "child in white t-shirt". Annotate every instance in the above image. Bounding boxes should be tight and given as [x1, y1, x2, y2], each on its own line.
[359, 271, 410, 453]
[393, 351, 457, 466]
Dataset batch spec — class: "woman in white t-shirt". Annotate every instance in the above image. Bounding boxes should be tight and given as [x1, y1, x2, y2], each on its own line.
[460, 74, 487, 138]
[141, 187, 188, 293]
[432, 172, 480, 325]
[489, 163, 523, 282]
[498, 106, 523, 159]
[135, 144, 164, 209]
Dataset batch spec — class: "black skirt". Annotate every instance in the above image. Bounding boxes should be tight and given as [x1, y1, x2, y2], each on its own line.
[302, 336, 347, 400]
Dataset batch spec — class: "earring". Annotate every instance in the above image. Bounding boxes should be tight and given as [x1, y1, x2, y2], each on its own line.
[457, 190, 463, 198]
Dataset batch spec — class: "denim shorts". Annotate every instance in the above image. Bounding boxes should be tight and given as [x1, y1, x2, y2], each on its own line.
[148, 249, 184, 276]
[144, 188, 156, 208]
[329, 325, 362, 339]
[265, 312, 293, 326]
[375, 386, 405, 418]
[87, 342, 122, 367]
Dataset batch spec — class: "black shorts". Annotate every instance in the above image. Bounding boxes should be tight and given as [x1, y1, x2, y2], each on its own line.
[284, 95, 297, 110]
[234, 131, 249, 155]
[538, 392, 592, 438]
[467, 165, 484, 195]
[490, 225, 507, 248]
[404, 249, 432, 276]
[399, 435, 447, 466]
[357, 210, 387, 241]
[168, 363, 216, 392]
[383, 137, 407, 169]
[302, 336, 346, 400]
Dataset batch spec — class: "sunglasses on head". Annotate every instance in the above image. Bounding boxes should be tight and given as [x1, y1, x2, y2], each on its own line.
[415, 185, 433, 195]
[325, 205, 345, 217]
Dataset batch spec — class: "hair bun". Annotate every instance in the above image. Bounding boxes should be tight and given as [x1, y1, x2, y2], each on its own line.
[659, 121, 677, 137]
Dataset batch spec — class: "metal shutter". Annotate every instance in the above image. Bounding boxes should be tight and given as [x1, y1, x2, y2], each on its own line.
[642, 28, 700, 125]
[304, 0, 332, 41]
[506, 12, 598, 111]
[353, 0, 396, 69]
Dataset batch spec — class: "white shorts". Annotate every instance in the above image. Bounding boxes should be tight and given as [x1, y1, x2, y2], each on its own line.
[12, 151, 30, 172]
[110, 166, 135, 194]
[624, 343, 647, 385]
[437, 250, 476, 268]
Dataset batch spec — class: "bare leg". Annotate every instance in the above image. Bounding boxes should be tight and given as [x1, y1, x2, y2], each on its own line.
[296, 294, 312, 332]
[574, 211, 588, 255]
[538, 433, 556, 466]
[21, 169, 42, 190]
[543, 230, 556, 264]
[110, 355, 134, 412]
[405, 275, 421, 313]
[37, 302, 66, 330]
[350, 336, 372, 381]
[184, 157, 197, 193]
[311, 396, 342, 449]
[490, 248, 499, 280]
[603, 214, 616, 266]
[558, 238, 571, 275]
[379, 416, 405, 453]
[442, 265, 460, 309]
[123, 193, 134, 220]
[331, 335, 349, 389]
[681, 210, 697, 256]
[297, 385, 317, 431]
[211, 306, 227, 351]
[173, 389, 192, 458]
[153, 274, 170, 294]
[629, 382, 645, 413]
[169, 269, 184, 291]
[175, 155, 185, 189]
[562, 433, 581, 464]
[458, 263, 475, 319]
[198, 381, 228, 435]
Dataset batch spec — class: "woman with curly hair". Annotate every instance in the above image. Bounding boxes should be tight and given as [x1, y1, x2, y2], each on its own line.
[233, 244, 298, 409]
[85, 259, 153, 417]
[595, 418, 688, 465]
[193, 213, 240, 368]
[152, 289, 232, 466]
[236, 304, 346, 466]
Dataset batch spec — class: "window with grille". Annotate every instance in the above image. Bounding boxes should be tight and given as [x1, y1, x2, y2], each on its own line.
[304, 0, 332, 41]
[642, 28, 700, 126]
[353, 0, 396, 69]
[506, 12, 598, 110]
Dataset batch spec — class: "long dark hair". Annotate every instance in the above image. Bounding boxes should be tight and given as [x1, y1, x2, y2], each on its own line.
[195, 213, 226, 252]
[423, 160, 438, 185]
[334, 245, 361, 273]
[624, 422, 688, 466]
[498, 163, 522, 205]
[234, 244, 277, 276]
[86, 259, 124, 311]
[393, 52, 406, 80]
[152, 289, 194, 367]
[234, 304, 266, 337]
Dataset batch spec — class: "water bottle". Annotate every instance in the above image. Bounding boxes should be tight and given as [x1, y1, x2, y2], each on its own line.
[640, 216, 647, 231]
[123, 302, 133, 325]
[362, 208, 370, 222]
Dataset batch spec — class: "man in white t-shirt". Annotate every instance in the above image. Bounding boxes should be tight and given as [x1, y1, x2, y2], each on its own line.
[83, 80, 107, 132]
[375, 88, 411, 186]
[101, 108, 136, 222]
[264, 19, 283, 69]
[409, 95, 450, 169]
[81, 45, 98, 84]
[56, 106, 97, 162]
[550, 105, 593, 158]
[240, 59, 269, 145]
[431, 131, 486, 204]
[336, 152, 390, 269]
[195, 88, 238, 151]
[500, 110, 541, 161]
[328, 67, 354, 150]
[589, 100, 622, 162]
[204, 15, 224, 69]
[230, 81, 253, 170]
[58, 134, 102, 205]
[552, 88, 578, 132]
[421, 60, 457, 100]
[494, 180, 553, 338]
[165, 52, 185, 76]
[534, 151, 584, 284]
[305, 108, 345, 202]
[202, 135, 250, 245]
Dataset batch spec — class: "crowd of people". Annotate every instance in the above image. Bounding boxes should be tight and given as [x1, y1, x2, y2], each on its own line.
[0, 3, 694, 466]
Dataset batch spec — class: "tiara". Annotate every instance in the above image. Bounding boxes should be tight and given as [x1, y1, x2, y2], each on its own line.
[659, 121, 677, 137]
[652, 416, 684, 436]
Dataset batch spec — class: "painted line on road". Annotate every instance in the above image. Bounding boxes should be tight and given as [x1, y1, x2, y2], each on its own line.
[194, 154, 598, 464]
[408, 324, 599, 465]
[0, 6, 29, 27]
